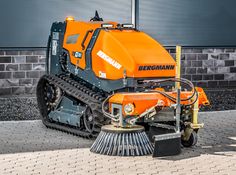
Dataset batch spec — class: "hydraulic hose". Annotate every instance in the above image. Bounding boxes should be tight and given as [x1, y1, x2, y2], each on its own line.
[143, 77, 197, 103]
[102, 94, 119, 122]
[102, 77, 199, 121]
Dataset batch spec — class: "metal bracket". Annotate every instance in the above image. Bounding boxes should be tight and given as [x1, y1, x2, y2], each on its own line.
[190, 123, 204, 129]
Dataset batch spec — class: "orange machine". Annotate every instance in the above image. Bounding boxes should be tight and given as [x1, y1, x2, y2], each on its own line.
[37, 12, 209, 157]
[63, 21, 176, 80]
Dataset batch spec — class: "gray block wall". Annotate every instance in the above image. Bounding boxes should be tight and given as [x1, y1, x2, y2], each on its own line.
[167, 48, 236, 88]
[0, 50, 46, 95]
[0, 48, 235, 95]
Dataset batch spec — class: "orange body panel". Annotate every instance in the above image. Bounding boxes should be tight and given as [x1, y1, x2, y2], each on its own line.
[63, 20, 176, 80]
[63, 21, 102, 69]
[92, 30, 176, 79]
[109, 87, 209, 116]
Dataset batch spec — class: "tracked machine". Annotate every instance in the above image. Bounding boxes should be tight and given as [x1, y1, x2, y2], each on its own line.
[37, 12, 209, 157]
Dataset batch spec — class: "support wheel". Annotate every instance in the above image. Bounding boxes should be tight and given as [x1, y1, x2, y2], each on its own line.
[181, 131, 198, 147]
[83, 106, 96, 133]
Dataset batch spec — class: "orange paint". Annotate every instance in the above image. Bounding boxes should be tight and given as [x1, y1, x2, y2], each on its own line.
[63, 21, 102, 69]
[63, 20, 175, 79]
[92, 29, 176, 79]
[109, 87, 209, 116]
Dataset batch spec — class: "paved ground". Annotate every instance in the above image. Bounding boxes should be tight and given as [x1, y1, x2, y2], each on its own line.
[0, 111, 236, 175]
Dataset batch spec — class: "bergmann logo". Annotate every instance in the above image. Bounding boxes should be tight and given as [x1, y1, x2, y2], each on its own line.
[97, 50, 122, 70]
[138, 65, 175, 71]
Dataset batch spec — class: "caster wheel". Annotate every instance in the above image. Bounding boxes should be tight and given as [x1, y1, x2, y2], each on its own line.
[181, 131, 198, 147]
[83, 106, 96, 133]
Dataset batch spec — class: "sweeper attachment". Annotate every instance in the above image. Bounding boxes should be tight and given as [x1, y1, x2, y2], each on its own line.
[37, 12, 209, 157]
[90, 125, 153, 156]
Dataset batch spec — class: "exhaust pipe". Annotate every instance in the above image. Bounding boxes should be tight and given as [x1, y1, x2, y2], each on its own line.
[131, 0, 139, 30]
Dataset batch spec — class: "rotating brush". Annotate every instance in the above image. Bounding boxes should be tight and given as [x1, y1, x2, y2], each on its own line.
[90, 125, 153, 156]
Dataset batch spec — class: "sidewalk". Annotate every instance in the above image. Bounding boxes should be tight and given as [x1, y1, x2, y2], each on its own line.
[0, 111, 236, 175]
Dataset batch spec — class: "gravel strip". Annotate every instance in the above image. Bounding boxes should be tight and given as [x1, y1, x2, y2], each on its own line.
[0, 96, 40, 121]
[0, 89, 235, 121]
[201, 89, 236, 111]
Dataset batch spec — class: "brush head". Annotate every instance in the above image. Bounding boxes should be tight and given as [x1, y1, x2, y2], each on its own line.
[101, 124, 145, 133]
[90, 125, 153, 156]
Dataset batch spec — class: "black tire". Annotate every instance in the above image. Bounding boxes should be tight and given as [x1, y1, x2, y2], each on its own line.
[83, 106, 96, 133]
[181, 131, 198, 147]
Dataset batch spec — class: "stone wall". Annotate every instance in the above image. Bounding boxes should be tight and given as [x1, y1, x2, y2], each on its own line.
[168, 48, 236, 88]
[0, 49, 46, 95]
[0, 48, 235, 95]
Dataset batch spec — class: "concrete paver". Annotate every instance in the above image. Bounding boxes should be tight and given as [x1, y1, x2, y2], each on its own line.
[0, 110, 236, 174]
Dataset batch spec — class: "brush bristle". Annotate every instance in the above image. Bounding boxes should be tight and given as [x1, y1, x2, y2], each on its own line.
[90, 130, 153, 156]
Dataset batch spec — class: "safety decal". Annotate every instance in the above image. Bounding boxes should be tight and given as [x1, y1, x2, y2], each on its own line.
[99, 71, 107, 78]
[52, 40, 58, 56]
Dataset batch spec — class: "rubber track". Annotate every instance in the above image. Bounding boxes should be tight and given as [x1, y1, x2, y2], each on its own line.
[37, 74, 108, 138]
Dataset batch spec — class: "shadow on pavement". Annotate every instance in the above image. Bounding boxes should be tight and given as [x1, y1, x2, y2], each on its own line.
[159, 111, 236, 160]
[0, 111, 236, 160]
[160, 136, 236, 161]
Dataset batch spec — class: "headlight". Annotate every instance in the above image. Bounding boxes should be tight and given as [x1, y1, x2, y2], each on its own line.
[124, 103, 134, 115]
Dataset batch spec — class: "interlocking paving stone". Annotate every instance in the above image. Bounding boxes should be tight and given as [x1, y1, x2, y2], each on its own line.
[0, 111, 236, 174]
